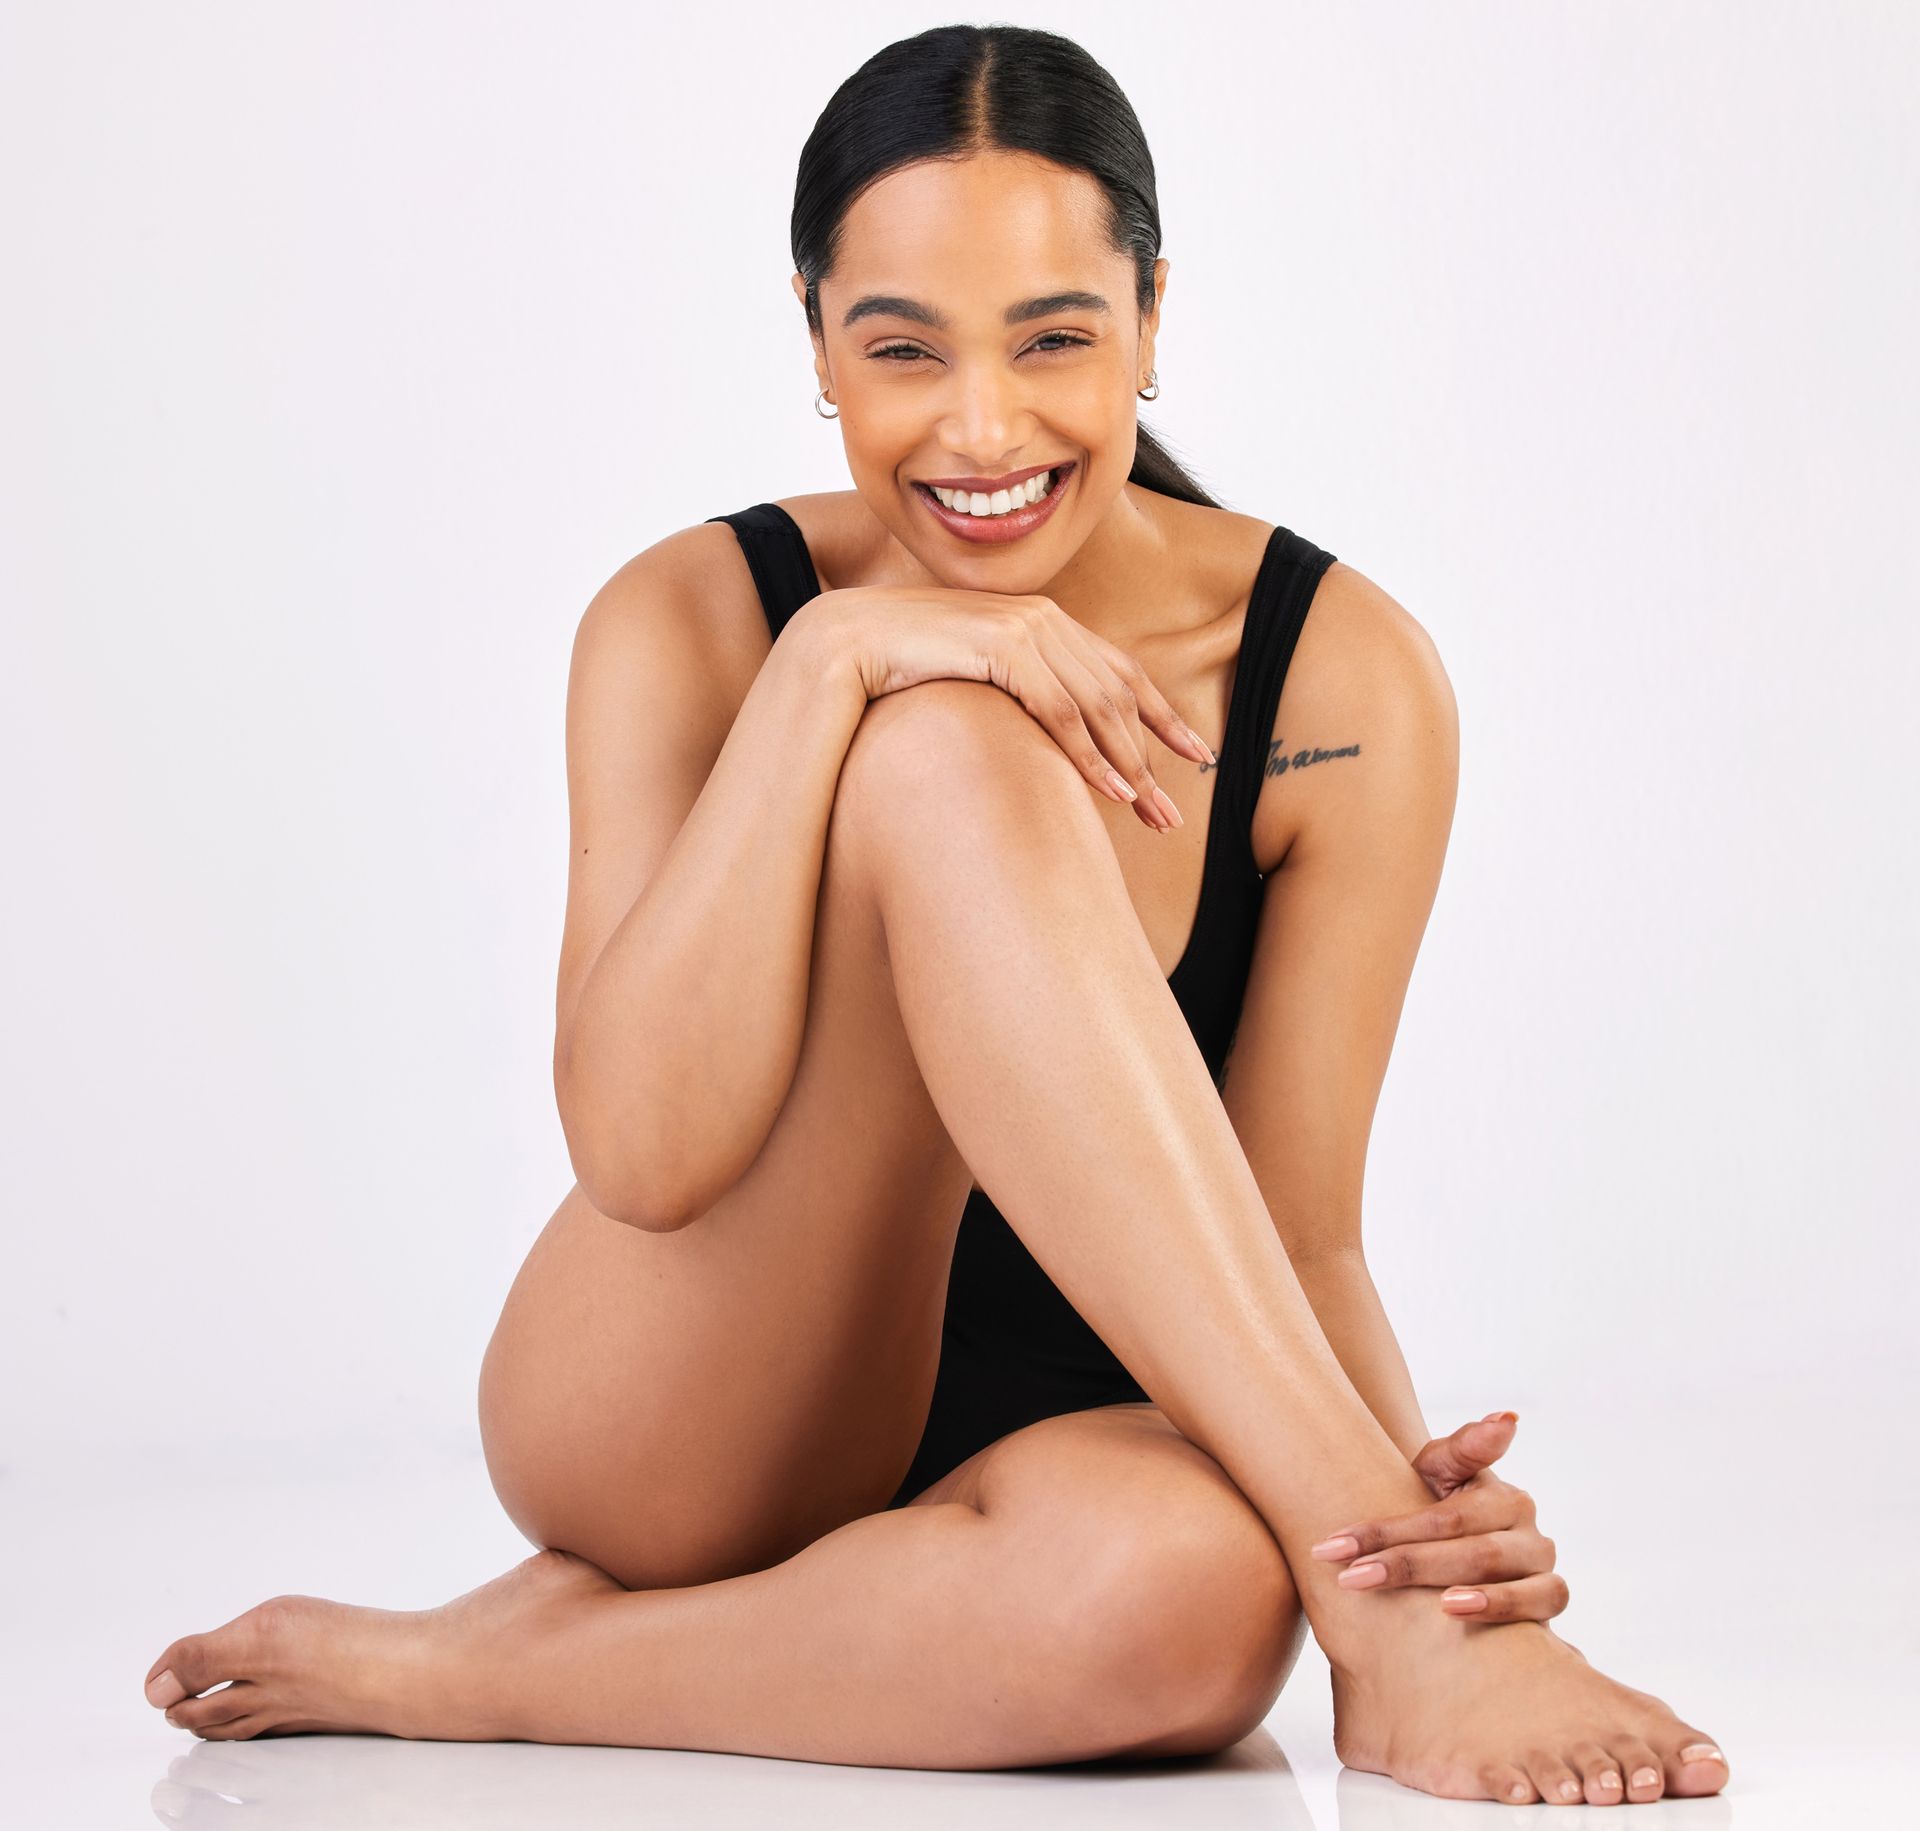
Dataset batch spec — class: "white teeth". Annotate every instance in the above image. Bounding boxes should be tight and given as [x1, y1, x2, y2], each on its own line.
[931, 470, 1055, 517]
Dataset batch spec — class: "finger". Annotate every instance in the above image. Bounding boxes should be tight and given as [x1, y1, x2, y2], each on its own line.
[1080, 631, 1217, 767]
[1032, 632, 1170, 827]
[1002, 645, 1156, 813]
[1337, 1529, 1538, 1594]
[1415, 1413, 1518, 1490]
[1311, 1487, 1514, 1561]
[1439, 1571, 1571, 1623]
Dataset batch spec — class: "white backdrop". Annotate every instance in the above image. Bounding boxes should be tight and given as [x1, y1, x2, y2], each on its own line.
[4, 2, 1916, 1818]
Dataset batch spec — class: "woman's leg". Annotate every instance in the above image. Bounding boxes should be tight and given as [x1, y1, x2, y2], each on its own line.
[147, 680, 1726, 1801]
[149, 1405, 1308, 1767]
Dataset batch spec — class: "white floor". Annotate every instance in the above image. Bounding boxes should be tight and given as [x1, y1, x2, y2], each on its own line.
[9, 1387, 1911, 1828]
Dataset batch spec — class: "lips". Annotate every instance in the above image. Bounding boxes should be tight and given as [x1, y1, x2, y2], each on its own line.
[917, 461, 1058, 493]
[911, 462, 1075, 545]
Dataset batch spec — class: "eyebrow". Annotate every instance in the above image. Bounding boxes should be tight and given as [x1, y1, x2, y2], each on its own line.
[839, 290, 1112, 331]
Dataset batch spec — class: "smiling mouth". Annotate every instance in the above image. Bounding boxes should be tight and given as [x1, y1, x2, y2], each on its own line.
[912, 464, 1072, 520]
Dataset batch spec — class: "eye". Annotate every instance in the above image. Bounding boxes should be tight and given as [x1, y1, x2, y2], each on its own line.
[862, 331, 1096, 364]
[1029, 331, 1094, 354]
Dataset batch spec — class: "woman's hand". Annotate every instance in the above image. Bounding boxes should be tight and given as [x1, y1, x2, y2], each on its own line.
[803, 583, 1214, 831]
[1309, 1411, 1569, 1623]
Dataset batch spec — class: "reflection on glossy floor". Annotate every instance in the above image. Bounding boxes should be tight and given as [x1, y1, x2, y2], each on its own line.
[9, 1387, 1911, 1828]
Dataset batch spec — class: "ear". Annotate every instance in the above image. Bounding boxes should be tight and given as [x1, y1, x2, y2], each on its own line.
[792, 270, 830, 391]
[1140, 256, 1170, 379]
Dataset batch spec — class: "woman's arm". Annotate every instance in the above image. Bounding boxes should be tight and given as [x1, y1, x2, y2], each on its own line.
[554, 523, 869, 1230]
[1219, 561, 1461, 1458]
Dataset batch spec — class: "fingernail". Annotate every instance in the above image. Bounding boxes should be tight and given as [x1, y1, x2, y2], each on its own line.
[1678, 1744, 1724, 1764]
[1184, 725, 1217, 765]
[1104, 767, 1137, 802]
[1631, 1766, 1659, 1789]
[1441, 1587, 1487, 1610]
[146, 1668, 185, 1708]
[1150, 784, 1183, 828]
[1311, 1535, 1359, 1560]
[1339, 1560, 1387, 1588]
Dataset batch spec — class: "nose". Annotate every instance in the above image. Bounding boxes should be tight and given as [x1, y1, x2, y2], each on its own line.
[935, 361, 1031, 477]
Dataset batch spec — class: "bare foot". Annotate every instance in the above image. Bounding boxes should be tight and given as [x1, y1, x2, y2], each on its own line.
[1329, 1597, 1730, 1806]
[141, 1548, 625, 1741]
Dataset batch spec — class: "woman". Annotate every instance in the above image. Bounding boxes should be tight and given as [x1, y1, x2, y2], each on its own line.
[141, 25, 1727, 1806]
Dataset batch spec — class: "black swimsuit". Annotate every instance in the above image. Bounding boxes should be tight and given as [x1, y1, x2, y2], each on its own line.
[706, 500, 1338, 1508]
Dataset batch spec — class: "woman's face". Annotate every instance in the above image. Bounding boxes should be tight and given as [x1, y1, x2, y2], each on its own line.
[796, 148, 1167, 589]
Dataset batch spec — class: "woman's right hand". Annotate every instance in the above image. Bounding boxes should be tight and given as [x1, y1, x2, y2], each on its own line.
[804, 583, 1215, 831]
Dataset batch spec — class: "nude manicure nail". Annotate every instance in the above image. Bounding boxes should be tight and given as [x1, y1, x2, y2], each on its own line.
[1184, 724, 1217, 765]
[1339, 1561, 1387, 1587]
[1441, 1588, 1487, 1610]
[1631, 1767, 1659, 1788]
[1104, 767, 1137, 802]
[1678, 1744, 1724, 1764]
[1311, 1535, 1359, 1559]
[1150, 784, 1183, 828]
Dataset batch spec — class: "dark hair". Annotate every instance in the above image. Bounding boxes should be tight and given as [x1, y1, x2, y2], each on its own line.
[792, 24, 1220, 510]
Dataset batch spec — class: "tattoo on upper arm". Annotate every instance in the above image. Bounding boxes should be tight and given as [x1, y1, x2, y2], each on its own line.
[1266, 737, 1361, 779]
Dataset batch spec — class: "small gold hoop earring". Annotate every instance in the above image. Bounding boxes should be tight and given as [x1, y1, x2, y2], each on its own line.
[814, 387, 840, 420]
[1137, 369, 1161, 402]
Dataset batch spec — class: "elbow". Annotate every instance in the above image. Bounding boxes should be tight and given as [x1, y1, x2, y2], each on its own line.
[555, 1067, 703, 1233]
[570, 1148, 703, 1234]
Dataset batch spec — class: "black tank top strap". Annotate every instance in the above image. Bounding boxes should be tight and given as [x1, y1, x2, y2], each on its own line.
[705, 503, 823, 639]
[1215, 525, 1339, 871]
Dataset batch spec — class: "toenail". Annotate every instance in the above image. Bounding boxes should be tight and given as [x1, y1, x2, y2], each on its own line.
[1558, 1779, 1581, 1799]
[1509, 1782, 1529, 1802]
[1632, 1766, 1659, 1788]
[1598, 1771, 1622, 1789]
[1679, 1743, 1724, 1763]
[146, 1669, 185, 1708]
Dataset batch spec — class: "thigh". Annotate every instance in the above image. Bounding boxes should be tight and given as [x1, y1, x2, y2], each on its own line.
[913, 1402, 1309, 1758]
[481, 696, 990, 1591]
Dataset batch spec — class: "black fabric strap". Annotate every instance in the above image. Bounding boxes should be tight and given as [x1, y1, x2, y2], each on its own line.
[706, 503, 823, 639]
[1218, 527, 1339, 868]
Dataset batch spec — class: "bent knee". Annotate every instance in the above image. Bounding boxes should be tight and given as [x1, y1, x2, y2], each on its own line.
[1105, 1496, 1304, 1751]
[836, 678, 1086, 831]
[1013, 1451, 1304, 1755]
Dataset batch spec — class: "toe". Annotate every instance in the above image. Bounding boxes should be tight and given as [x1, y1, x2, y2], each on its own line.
[165, 1682, 253, 1733]
[1526, 1752, 1585, 1805]
[1484, 1763, 1538, 1805]
[145, 1598, 293, 1711]
[193, 1712, 263, 1741]
[145, 1632, 224, 1709]
[1611, 1732, 1665, 1802]
[1662, 1727, 1729, 1796]
[1566, 1739, 1624, 1806]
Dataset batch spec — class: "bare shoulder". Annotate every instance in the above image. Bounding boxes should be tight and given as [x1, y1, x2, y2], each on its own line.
[1251, 552, 1460, 873]
[567, 517, 775, 734]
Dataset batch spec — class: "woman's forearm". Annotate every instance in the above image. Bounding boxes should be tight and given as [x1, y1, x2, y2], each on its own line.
[558, 604, 870, 1229]
[1289, 1243, 1431, 1460]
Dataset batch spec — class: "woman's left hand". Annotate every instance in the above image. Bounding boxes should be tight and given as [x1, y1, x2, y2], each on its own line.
[1309, 1411, 1569, 1623]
